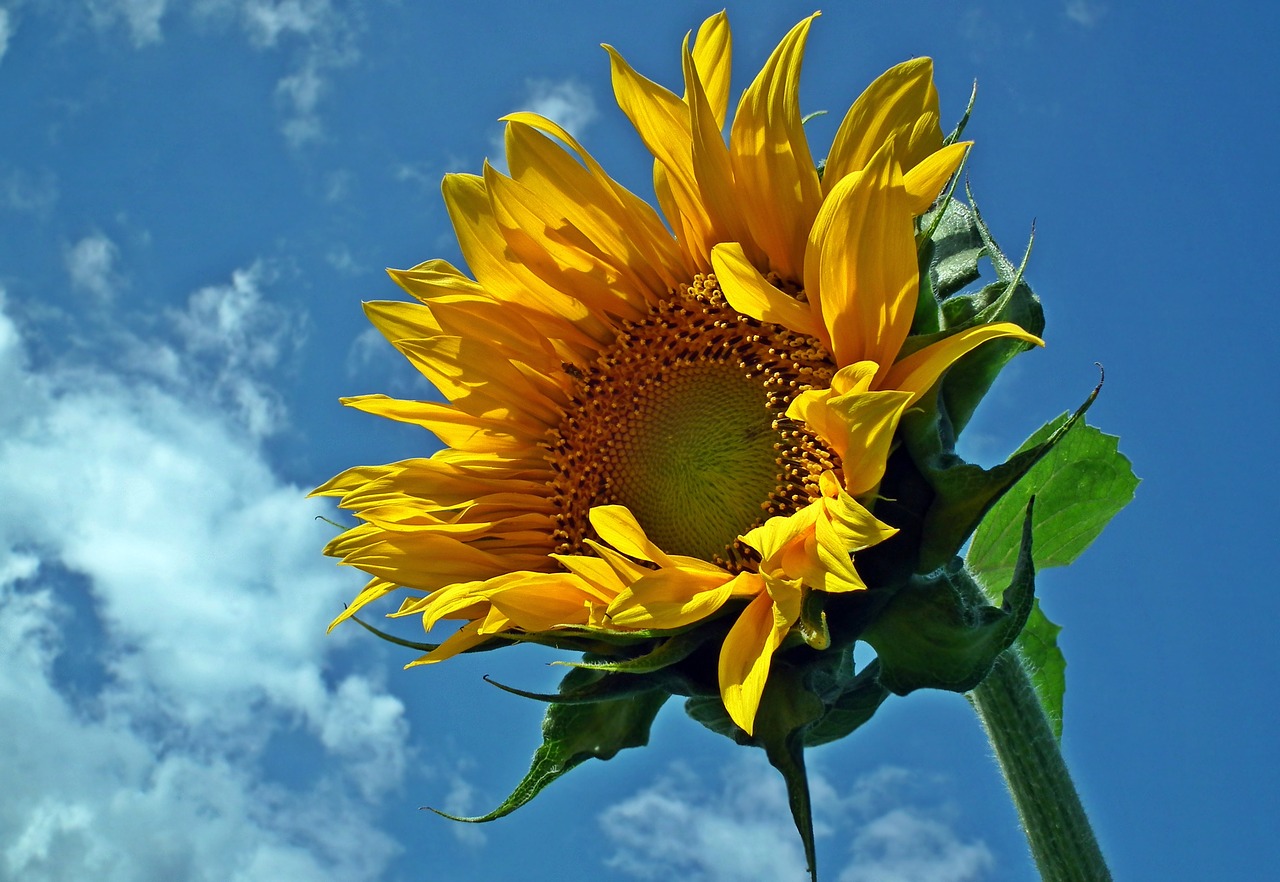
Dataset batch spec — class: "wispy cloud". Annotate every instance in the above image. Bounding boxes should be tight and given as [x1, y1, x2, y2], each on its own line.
[65, 232, 127, 303]
[600, 756, 994, 882]
[0, 8, 13, 64]
[0, 165, 59, 218]
[155, 260, 304, 437]
[73, 0, 360, 147]
[0, 286, 406, 879]
[87, 0, 167, 47]
[1065, 0, 1107, 27]
[487, 78, 597, 174]
[518, 79, 597, 139]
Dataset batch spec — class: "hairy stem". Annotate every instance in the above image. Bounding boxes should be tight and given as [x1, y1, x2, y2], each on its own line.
[969, 651, 1113, 882]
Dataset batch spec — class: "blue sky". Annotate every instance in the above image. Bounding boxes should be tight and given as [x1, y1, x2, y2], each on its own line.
[1, 1, 1275, 880]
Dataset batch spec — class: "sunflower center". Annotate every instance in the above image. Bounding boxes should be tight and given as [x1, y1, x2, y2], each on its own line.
[608, 359, 780, 559]
[547, 274, 838, 565]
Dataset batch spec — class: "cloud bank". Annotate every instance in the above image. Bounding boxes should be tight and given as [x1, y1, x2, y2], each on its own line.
[600, 756, 994, 882]
[0, 276, 407, 880]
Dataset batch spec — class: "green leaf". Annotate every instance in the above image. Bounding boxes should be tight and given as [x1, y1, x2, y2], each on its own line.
[1016, 601, 1066, 738]
[965, 415, 1137, 738]
[968, 417, 1139, 588]
[864, 501, 1037, 695]
[908, 379, 1099, 575]
[433, 685, 668, 822]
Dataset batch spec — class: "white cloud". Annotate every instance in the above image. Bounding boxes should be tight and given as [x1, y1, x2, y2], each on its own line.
[325, 244, 358, 274]
[0, 165, 59, 217]
[518, 79, 597, 139]
[837, 808, 994, 882]
[277, 57, 327, 146]
[88, 0, 168, 47]
[600, 756, 994, 882]
[601, 759, 808, 881]
[162, 260, 302, 436]
[488, 79, 597, 174]
[0, 289, 409, 880]
[71, 0, 358, 146]
[0, 9, 13, 64]
[345, 325, 385, 376]
[65, 232, 126, 303]
[1065, 0, 1107, 27]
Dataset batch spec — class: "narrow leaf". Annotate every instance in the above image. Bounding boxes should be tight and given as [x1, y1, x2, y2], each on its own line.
[432, 687, 668, 822]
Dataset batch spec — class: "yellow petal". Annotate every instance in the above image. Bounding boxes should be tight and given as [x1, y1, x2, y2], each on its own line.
[711, 242, 823, 340]
[885, 322, 1045, 403]
[606, 568, 739, 629]
[392, 335, 565, 426]
[728, 13, 823, 282]
[551, 552, 630, 596]
[502, 115, 691, 287]
[604, 44, 713, 259]
[807, 144, 918, 375]
[388, 259, 487, 306]
[786, 364, 914, 497]
[589, 504, 676, 567]
[405, 620, 490, 667]
[824, 58, 942, 189]
[340, 395, 535, 453]
[719, 577, 802, 735]
[326, 577, 399, 632]
[683, 39, 758, 265]
[487, 572, 609, 631]
[502, 121, 672, 293]
[441, 173, 611, 350]
[902, 141, 970, 215]
[689, 12, 732, 127]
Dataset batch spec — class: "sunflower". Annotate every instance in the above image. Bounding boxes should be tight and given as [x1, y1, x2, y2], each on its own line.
[316, 12, 1040, 735]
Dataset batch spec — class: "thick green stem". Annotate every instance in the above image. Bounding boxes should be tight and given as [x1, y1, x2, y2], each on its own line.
[969, 650, 1112, 882]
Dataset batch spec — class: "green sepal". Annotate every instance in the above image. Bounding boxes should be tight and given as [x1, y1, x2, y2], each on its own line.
[906, 197, 1044, 438]
[350, 612, 440, 653]
[920, 198, 985, 303]
[966, 414, 1138, 736]
[862, 500, 1036, 695]
[943, 79, 978, 146]
[549, 629, 710, 675]
[907, 378, 1098, 575]
[481, 667, 667, 705]
[432, 675, 668, 823]
[803, 659, 890, 747]
[754, 666, 827, 882]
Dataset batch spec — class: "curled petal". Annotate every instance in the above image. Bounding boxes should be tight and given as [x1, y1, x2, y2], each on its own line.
[786, 362, 914, 497]
[711, 242, 824, 340]
[606, 569, 745, 629]
[719, 575, 801, 735]
[887, 323, 1045, 403]
[903, 141, 970, 215]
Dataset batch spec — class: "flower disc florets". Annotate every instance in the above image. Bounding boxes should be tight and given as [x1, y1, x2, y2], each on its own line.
[548, 273, 839, 567]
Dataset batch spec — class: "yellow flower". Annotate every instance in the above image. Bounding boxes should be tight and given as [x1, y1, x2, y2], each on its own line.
[316, 12, 1041, 736]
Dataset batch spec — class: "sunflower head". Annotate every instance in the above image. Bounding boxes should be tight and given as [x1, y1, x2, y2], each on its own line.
[318, 12, 1066, 880]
